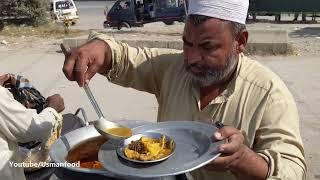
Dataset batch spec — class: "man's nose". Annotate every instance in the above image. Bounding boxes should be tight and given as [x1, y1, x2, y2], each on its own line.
[185, 47, 202, 64]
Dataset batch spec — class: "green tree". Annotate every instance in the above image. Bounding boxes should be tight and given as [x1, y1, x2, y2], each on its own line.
[0, 0, 49, 26]
[27, 0, 49, 26]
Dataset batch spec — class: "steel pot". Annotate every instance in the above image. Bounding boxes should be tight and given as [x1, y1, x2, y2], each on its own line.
[50, 118, 177, 180]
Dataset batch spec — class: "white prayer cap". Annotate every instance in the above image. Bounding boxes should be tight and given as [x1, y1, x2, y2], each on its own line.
[188, 0, 249, 24]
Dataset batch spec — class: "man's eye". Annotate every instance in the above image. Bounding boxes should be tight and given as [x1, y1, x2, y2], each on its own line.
[203, 46, 215, 50]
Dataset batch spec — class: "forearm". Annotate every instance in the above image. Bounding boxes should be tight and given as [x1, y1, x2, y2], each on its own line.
[20, 108, 60, 142]
[230, 146, 268, 180]
[97, 39, 113, 75]
[87, 32, 180, 95]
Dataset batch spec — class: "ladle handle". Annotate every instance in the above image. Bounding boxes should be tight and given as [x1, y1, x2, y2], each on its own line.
[83, 84, 105, 119]
[60, 43, 105, 119]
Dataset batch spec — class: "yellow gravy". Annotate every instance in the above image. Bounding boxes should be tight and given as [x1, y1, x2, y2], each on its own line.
[106, 127, 132, 138]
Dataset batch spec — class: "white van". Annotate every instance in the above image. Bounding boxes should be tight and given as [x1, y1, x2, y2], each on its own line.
[50, 0, 79, 25]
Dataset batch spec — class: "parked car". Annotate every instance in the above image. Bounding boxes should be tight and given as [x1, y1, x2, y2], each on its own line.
[50, 0, 79, 25]
[104, 0, 186, 30]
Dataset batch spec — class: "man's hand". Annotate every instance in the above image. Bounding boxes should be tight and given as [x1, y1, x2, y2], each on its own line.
[0, 74, 15, 87]
[206, 126, 268, 180]
[47, 94, 65, 113]
[62, 39, 112, 87]
[205, 126, 246, 171]
[0, 74, 10, 86]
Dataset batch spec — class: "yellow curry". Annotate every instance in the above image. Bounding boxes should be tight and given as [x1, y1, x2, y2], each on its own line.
[124, 135, 174, 161]
[106, 127, 132, 138]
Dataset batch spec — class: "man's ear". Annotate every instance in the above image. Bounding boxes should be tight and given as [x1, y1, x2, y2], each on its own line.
[236, 30, 248, 54]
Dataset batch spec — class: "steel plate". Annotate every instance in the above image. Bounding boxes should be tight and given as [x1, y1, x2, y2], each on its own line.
[98, 121, 224, 178]
[116, 132, 176, 164]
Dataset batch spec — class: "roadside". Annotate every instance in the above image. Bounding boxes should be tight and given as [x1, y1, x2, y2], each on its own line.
[98, 20, 320, 56]
[0, 22, 87, 51]
[2, 20, 320, 56]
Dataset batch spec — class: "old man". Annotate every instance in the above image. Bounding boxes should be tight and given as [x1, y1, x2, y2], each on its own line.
[62, 0, 306, 179]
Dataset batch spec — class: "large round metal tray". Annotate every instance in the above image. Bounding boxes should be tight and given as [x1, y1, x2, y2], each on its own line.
[99, 121, 224, 179]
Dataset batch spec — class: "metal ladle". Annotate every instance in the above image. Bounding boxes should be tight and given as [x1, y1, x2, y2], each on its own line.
[60, 43, 132, 140]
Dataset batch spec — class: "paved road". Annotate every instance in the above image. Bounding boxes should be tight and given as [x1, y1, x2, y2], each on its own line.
[73, 1, 115, 30]
[0, 45, 319, 179]
[0, 45, 158, 123]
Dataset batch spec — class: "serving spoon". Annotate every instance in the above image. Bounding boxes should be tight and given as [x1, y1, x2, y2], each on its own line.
[60, 43, 132, 140]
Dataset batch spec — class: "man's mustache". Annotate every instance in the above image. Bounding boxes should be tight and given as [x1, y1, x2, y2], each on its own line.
[186, 62, 209, 71]
[186, 62, 214, 76]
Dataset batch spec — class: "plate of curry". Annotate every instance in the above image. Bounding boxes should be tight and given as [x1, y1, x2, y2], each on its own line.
[98, 121, 225, 178]
[116, 132, 175, 163]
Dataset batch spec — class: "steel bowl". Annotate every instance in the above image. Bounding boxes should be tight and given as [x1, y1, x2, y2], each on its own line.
[116, 132, 176, 164]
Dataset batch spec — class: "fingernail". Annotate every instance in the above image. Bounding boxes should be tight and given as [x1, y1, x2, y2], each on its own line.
[215, 132, 222, 139]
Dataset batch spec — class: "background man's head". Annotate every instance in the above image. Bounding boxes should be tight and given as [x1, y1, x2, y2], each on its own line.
[183, 0, 249, 87]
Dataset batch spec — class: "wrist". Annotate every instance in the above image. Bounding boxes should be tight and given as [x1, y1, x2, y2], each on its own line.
[94, 39, 112, 74]
[229, 144, 248, 171]
[230, 146, 269, 180]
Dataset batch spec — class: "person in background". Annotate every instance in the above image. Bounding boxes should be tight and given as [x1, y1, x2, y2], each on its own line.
[0, 74, 65, 180]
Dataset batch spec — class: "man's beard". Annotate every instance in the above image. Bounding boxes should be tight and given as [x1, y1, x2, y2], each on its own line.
[185, 52, 238, 87]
